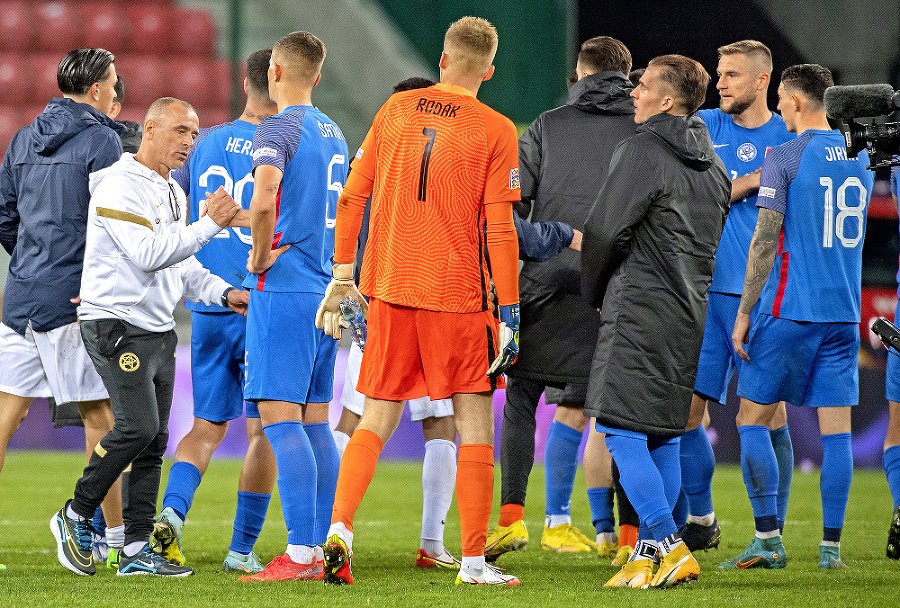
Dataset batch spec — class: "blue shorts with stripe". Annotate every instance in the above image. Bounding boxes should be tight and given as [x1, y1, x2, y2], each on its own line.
[244, 290, 336, 404]
[737, 313, 859, 407]
[191, 311, 258, 421]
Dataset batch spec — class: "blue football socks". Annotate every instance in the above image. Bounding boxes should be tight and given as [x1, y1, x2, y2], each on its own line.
[163, 461, 202, 521]
[738, 425, 779, 533]
[263, 421, 317, 547]
[229, 491, 271, 554]
[545, 421, 582, 517]
[821, 432, 852, 542]
[770, 424, 794, 532]
[884, 445, 900, 509]
[680, 425, 715, 517]
[304, 421, 340, 544]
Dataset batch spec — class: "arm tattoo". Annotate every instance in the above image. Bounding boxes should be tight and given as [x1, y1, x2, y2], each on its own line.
[738, 208, 784, 314]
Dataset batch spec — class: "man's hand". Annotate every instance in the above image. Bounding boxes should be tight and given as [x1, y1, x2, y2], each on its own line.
[205, 186, 241, 227]
[205, 188, 250, 228]
[226, 289, 250, 317]
[731, 169, 761, 202]
[568, 229, 583, 252]
[316, 263, 367, 338]
[732, 311, 752, 362]
[487, 303, 520, 377]
[246, 244, 291, 275]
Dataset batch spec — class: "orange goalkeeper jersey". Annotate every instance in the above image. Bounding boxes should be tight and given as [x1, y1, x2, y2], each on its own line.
[348, 83, 520, 313]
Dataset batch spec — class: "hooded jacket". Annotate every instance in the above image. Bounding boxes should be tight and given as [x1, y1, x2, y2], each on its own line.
[510, 71, 636, 384]
[78, 154, 229, 332]
[581, 112, 731, 436]
[0, 98, 125, 333]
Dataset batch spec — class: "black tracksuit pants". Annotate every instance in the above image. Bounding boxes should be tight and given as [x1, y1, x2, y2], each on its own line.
[72, 318, 177, 546]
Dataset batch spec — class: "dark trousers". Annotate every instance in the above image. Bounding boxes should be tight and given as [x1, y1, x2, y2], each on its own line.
[500, 376, 638, 527]
[500, 376, 545, 507]
[73, 319, 177, 545]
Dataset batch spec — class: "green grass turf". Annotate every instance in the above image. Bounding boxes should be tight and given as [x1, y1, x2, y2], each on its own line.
[0, 450, 897, 607]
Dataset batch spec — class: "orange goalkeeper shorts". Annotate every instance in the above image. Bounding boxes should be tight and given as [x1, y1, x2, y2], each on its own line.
[356, 298, 505, 401]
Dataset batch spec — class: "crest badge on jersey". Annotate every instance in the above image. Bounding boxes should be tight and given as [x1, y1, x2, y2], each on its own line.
[509, 168, 520, 190]
[737, 142, 757, 162]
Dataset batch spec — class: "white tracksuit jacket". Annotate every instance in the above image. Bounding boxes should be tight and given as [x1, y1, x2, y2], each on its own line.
[78, 153, 231, 332]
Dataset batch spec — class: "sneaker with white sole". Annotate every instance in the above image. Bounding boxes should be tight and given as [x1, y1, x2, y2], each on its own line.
[455, 562, 520, 586]
[223, 550, 265, 574]
[117, 544, 193, 577]
[50, 500, 95, 576]
[415, 548, 460, 568]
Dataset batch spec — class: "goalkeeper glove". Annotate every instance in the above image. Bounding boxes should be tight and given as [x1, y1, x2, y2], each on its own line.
[487, 303, 519, 377]
[316, 263, 366, 338]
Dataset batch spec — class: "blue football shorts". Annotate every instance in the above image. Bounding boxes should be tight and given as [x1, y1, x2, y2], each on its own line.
[737, 313, 859, 407]
[693, 292, 745, 404]
[191, 311, 258, 421]
[244, 290, 336, 404]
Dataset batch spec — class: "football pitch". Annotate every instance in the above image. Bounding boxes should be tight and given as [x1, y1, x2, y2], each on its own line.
[0, 451, 895, 607]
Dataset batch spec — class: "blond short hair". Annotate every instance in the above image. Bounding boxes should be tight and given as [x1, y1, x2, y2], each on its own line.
[444, 16, 498, 75]
[274, 31, 326, 86]
[718, 40, 773, 75]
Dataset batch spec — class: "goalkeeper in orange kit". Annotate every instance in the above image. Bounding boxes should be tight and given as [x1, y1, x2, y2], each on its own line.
[315, 16, 522, 587]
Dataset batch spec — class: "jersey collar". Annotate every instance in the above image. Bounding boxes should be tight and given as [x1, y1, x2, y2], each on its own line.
[433, 82, 476, 98]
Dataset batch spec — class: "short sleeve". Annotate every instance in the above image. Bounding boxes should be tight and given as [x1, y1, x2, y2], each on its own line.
[756, 146, 790, 215]
[251, 114, 293, 174]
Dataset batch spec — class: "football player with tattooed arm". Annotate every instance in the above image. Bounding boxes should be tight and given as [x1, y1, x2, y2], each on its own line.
[315, 16, 522, 587]
[727, 64, 873, 571]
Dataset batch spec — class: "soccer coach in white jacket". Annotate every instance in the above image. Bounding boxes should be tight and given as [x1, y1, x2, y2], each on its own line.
[51, 98, 248, 577]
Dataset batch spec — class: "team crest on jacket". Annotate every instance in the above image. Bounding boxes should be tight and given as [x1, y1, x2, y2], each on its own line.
[509, 168, 520, 190]
[737, 142, 757, 162]
[119, 353, 140, 372]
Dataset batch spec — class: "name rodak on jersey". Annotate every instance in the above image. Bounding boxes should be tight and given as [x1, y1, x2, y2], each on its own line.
[416, 97, 460, 118]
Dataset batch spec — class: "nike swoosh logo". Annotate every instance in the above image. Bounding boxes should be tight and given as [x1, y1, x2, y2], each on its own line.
[713, 144, 730, 148]
[485, 530, 513, 552]
[59, 517, 92, 567]
[736, 555, 762, 568]
[657, 554, 692, 585]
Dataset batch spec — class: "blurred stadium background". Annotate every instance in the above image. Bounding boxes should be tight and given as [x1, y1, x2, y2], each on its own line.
[1, 0, 900, 466]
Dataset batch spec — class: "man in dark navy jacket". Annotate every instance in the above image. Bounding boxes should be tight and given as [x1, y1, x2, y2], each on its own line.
[0, 48, 126, 560]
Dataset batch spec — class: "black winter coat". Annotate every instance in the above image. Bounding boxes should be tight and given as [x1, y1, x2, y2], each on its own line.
[581, 113, 731, 436]
[510, 71, 636, 384]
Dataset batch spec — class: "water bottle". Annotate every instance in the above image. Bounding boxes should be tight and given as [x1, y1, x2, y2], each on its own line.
[339, 295, 367, 351]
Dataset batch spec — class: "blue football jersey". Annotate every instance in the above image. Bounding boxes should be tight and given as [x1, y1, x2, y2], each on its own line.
[172, 120, 256, 312]
[756, 129, 873, 322]
[243, 106, 349, 293]
[697, 109, 795, 294]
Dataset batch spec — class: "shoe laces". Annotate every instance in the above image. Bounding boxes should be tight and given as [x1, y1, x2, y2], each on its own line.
[74, 519, 93, 551]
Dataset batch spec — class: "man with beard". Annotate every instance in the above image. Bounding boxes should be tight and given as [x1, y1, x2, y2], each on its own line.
[678, 41, 795, 552]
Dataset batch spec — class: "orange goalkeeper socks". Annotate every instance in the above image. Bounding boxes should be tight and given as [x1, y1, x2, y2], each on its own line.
[331, 428, 383, 531]
[498, 503, 525, 527]
[456, 443, 494, 557]
[620, 523, 638, 549]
